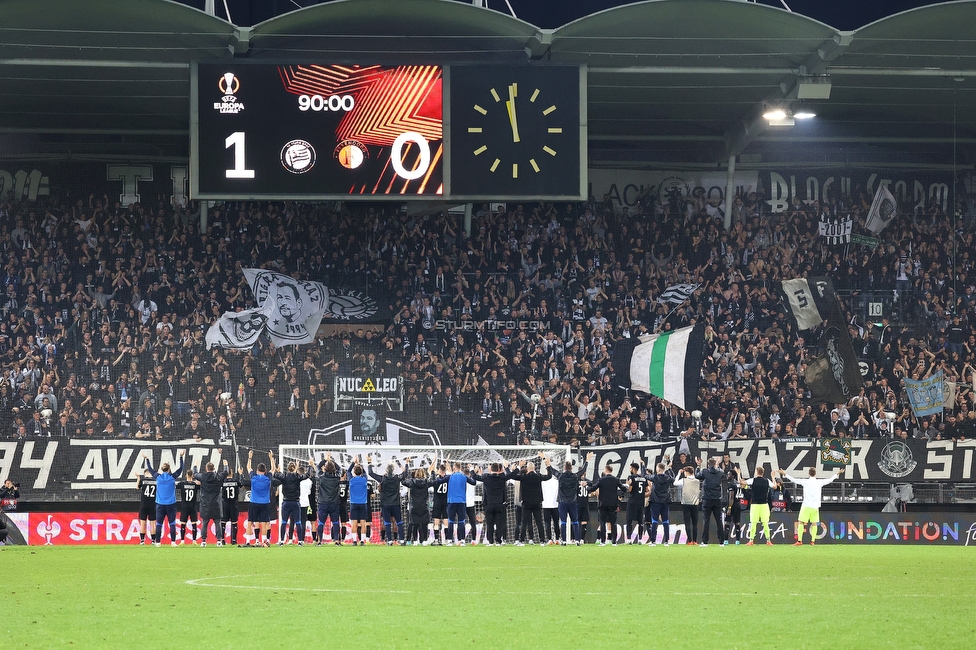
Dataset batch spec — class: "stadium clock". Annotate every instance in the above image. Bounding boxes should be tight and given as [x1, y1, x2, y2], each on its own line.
[448, 65, 585, 199]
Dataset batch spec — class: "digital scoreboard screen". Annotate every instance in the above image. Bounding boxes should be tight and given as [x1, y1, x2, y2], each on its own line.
[191, 62, 585, 201]
[192, 63, 444, 199]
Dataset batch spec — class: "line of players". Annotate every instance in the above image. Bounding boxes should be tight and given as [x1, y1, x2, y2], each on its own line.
[134, 450, 837, 547]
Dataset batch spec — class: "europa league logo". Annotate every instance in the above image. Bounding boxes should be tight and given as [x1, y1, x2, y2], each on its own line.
[218, 72, 240, 97]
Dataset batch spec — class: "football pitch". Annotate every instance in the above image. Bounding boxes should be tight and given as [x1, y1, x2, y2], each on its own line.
[4, 544, 974, 648]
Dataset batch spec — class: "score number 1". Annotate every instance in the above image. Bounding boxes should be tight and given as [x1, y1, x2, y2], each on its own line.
[225, 132, 255, 179]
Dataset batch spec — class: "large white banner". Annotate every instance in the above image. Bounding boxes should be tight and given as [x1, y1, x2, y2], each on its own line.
[588, 169, 759, 212]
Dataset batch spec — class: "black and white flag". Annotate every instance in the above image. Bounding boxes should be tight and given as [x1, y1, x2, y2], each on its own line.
[865, 184, 897, 234]
[818, 215, 852, 245]
[244, 269, 329, 347]
[206, 304, 271, 350]
[657, 283, 700, 305]
[780, 277, 836, 332]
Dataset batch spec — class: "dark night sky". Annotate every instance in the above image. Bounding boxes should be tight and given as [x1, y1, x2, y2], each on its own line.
[178, 0, 950, 30]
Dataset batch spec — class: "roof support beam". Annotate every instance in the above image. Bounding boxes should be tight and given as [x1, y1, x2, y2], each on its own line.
[0, 59, 188, 69]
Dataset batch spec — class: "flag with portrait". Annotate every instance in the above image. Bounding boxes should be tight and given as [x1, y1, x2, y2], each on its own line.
[243, 269, 329, 347]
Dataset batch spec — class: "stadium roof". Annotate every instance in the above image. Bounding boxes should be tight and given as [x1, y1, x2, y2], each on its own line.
[1, 0, 974, 168]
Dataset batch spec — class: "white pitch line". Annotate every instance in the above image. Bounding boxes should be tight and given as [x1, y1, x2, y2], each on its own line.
[186, 576, 943, 599]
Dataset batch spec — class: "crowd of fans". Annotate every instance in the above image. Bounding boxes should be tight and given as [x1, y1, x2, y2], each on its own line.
[1, 182, 974, 448]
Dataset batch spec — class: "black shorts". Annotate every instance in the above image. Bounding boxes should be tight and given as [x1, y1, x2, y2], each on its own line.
[221, 502, 238, 522]
[248, 503, 271, 523]
[577, 501, 590, 522]
[139, 501, 156, 521]
[180, 507, 198, 520]
[339, 502, 349, 523]
[626, 503, 644, 523]
[432, 500, 448, 520]
[350, 503, 370, 521]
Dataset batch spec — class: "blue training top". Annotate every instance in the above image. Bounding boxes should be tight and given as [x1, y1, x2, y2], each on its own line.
[349, 472, 369, 505]
[447, 472, 474, 504]
[148, 458, 184, 506]
[250, 472, 272, 504]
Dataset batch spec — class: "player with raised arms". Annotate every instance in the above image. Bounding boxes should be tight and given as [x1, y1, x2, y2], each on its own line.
[588, 463, 629, 546]
[367, 454, 411, 546]
[777, 467, 843, 545]
[348, 455, 370, 545]
[430, 461, 449, 545]
[402, 454, 440, 545]
[243, 450, 281, 547]
[274, 459, 312, 545]
[314, 454, 343, 546]
[551, 452, 593, 545]
[445, 462, 477, 546]
[178, 469, 200, 545]
[624, 462, 647, 544]
[193, 450, 225, 547]
[472, 459, 516, 546]
[738, 466, 774, 546]
[143, 451, 185, 547]
[220, 459, 242, 546]
[135, 466, 157, 545]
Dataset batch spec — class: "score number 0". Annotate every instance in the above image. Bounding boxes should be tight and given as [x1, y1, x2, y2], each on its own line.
[223, 131, 432, 182]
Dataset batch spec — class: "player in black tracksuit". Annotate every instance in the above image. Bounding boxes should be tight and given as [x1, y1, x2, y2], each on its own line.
[588, 465, 629, 545]
[473, 462, 516, 545]
[551, 452, 592, 545]
[576, 470, 593, 543]
[315, 457, 343, 545]
[136, 470, 157, 545]
[511, 454, 553, 545]
[274, 462, 312, 545]
[430, 464, 449, 545]
[178, 470, 200, 544]
[193, 458, 224, 546]
[625, 463, 647, 544]
[305, 468, 317, 544]
[338, 471, 350, 542]
[694, 457, 727, 545]
[220, 459, 242, 545]
[403, 467, 440, 545]
[368, 455, 411, 545]
[646, 462, 676, 545]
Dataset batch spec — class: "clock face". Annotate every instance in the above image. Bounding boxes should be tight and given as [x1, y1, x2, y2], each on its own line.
[449, 66, 583, 199]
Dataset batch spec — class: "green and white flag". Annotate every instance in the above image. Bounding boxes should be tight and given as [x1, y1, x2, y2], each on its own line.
[612, 324, 705, 411]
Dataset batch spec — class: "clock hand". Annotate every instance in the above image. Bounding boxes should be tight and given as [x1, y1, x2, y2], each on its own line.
[506, 83, 520, 143]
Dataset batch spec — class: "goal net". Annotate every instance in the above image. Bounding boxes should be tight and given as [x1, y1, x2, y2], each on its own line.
[279, 443, 573, 544]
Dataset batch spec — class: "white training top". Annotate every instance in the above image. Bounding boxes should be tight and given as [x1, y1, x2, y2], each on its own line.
[783, 472, 839, 509]
[542, 476, 559, 509]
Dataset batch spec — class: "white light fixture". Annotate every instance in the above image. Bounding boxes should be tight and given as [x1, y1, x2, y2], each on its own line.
[797, 75, 832, 100]
[763, 109, 787, 120]
[793, 110, 816, 119]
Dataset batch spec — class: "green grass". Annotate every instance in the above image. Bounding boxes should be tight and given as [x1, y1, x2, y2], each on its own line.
[3, 543, 975, 649]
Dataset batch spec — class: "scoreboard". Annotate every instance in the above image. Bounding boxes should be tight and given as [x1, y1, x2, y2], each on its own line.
[190, 62, 585, 201]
